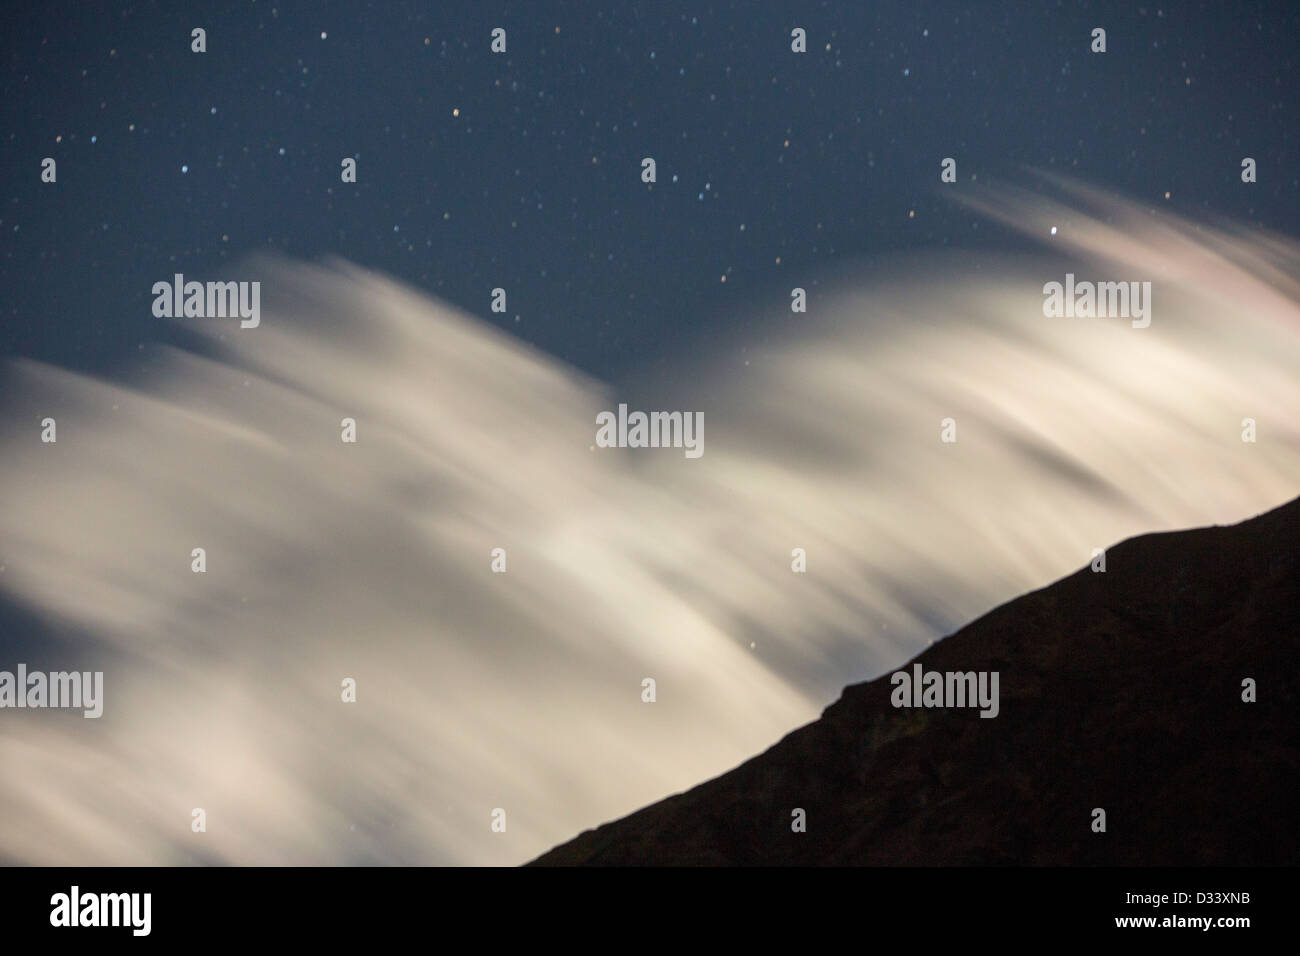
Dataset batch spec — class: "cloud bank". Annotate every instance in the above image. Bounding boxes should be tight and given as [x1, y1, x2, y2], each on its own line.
[1, 180, 1296, 864]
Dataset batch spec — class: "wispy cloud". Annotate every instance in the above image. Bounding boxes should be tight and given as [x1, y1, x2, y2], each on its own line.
[1, 182, 1296, 864]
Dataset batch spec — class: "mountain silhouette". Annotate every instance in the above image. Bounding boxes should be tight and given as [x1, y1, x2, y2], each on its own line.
[530, 498, 1299, 865]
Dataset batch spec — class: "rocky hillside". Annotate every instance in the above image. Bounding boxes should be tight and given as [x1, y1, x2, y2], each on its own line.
[531, 498, 1299, 865]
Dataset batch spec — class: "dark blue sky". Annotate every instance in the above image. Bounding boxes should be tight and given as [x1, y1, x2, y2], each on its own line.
[3, 1, 1296, 379]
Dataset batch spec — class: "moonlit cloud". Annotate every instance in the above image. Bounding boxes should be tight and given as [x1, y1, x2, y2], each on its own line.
[1, 183, 1297, 864]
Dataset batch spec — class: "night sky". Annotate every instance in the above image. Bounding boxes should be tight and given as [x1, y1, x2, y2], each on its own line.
[3, 1, 1297, 380]
[3, 1, 1300, 879]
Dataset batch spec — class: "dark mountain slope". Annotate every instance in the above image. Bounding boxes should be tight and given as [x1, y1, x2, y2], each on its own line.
[530, 497, 1299, 865]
